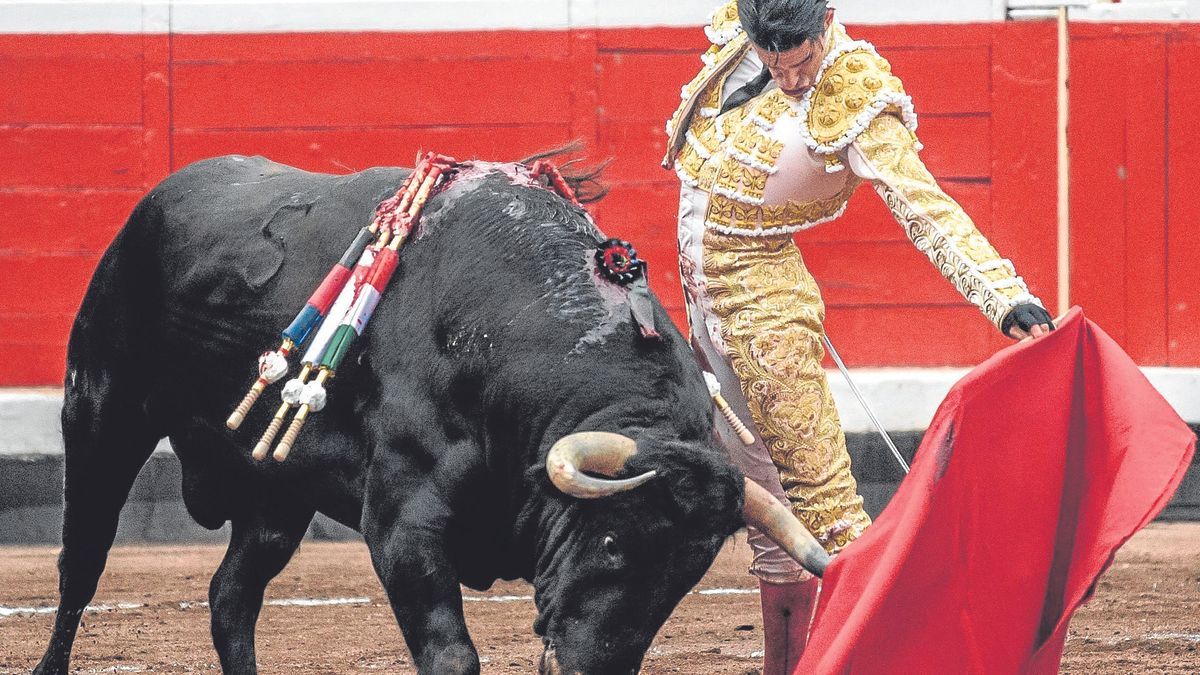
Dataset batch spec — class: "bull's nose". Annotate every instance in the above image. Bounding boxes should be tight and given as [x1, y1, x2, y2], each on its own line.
[538, 639, 640, 675]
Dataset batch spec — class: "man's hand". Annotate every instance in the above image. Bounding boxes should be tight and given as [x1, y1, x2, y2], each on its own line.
[1002, 303, 1055, 340]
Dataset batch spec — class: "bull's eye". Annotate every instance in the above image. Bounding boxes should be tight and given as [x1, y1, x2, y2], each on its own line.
[602, 534, 619, 558]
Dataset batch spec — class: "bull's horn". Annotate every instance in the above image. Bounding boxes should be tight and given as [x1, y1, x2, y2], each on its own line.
[545, 431, 657, 499]
[742, 479, 831, 577]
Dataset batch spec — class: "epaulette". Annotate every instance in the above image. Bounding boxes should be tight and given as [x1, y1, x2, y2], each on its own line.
[704, 0, 742, 46]
[799, 41, 920, 172]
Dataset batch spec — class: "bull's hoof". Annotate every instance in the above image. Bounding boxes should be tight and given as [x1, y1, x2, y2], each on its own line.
[423, 644, 480, 675]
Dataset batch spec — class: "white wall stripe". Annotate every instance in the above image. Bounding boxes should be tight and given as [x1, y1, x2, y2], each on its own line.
[0, 0, 1008, 35]
[2, 2, 147, 33]
[1012, 1, 1195, 21]
[171, 0, 571, 33]
[5, 0, 1200, 34]
[3, 367, 1196, 458]
[5, 1, 1200, 34]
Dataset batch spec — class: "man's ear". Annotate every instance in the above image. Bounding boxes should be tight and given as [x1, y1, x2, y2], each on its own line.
[825, 7, 835, 30]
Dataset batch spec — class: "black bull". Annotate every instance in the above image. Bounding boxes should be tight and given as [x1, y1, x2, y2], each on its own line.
[34, 155, 826, 675]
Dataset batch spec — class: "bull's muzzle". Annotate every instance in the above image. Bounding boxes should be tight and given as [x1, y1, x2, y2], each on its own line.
[537, 641, 636, 675]
[545, 432, 657, 499]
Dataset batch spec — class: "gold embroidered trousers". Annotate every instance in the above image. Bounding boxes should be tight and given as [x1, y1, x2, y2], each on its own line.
[702, 230, 870, 552]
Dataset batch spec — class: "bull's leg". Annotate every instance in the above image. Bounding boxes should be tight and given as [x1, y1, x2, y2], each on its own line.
[208, 504, 314, 673]
[362, 457, 480, 675]
[365, 523, 479, 675]
[34, 377, 158, 675]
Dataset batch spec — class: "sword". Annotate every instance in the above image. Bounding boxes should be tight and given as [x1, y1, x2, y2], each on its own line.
[822, 333, 911, 475]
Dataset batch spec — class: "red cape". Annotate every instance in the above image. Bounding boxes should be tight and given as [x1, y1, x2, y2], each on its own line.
[799, 308, 1196, 674]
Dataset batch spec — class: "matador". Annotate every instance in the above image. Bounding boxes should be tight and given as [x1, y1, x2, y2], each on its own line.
[662, 1, 1055, 671]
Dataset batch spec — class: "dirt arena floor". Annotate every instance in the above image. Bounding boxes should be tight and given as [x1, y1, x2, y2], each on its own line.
[1, 522, 1197, 674]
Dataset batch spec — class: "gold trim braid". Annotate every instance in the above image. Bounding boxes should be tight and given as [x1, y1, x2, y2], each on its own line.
[702, 231, 871, 552]
[683, 86, 864, 236]
[663, 33, 749, 168]
[853, 113, 1041, 330]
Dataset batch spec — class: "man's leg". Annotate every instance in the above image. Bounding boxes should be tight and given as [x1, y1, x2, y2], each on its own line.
[699, 232, 871, 671]
[759, 577, 820, 675]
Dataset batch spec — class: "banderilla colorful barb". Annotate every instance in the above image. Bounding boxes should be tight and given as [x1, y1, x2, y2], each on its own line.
[227, 152, 457, 461]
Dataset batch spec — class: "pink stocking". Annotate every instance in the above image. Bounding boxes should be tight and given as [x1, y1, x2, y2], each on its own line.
[759, 577, 820, 675]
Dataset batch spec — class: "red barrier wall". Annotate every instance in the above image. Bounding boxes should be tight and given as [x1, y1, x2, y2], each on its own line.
[1, 22, 1197, 385]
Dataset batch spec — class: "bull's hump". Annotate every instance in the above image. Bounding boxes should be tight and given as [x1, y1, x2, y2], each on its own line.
[174, 154, 292, 183]
[416, 172, 644, 356]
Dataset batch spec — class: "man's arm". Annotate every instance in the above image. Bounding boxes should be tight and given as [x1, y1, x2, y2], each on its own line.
[846, 113, 1053, 338]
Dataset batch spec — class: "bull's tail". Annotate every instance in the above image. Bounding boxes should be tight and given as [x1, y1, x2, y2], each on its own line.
[35, 203, 163, 675]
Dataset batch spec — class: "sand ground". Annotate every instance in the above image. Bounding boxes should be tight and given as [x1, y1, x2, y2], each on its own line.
[1, 523, 1197, 673]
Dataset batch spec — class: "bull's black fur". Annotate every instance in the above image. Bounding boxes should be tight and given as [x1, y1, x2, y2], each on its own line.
[35, 155, 745, 675]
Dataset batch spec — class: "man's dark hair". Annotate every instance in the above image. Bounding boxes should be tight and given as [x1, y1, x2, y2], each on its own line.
[718, 0, 830, 115]
[737, 0, 829, 53]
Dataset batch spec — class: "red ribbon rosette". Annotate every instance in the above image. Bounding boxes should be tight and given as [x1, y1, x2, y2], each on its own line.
[595, 239, 647, 285]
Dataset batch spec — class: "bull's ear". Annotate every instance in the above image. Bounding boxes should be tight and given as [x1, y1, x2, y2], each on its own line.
[524, 463, 561, 496]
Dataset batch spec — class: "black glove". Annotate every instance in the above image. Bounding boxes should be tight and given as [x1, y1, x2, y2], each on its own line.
[1001, 303, 1055, 339]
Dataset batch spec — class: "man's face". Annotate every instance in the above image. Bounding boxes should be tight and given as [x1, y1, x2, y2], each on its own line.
[751, 8, 835, 98]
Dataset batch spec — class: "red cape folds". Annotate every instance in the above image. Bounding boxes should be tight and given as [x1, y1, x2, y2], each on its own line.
[798, 308, 1196, 674]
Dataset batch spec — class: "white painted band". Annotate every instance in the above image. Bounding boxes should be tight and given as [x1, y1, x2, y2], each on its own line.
[0, 0, 1010, 35]
[827, 366, 1200, 432]
[2, 588, 767, 618]
[347, 285, 382, 337]
[1011, 1, 1194, 21]
[5, 366, 1197, 457]
[4, 1, 1199, 34]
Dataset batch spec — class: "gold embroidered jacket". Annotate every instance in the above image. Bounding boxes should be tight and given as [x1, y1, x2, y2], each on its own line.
[665, 1, 1043, 331]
